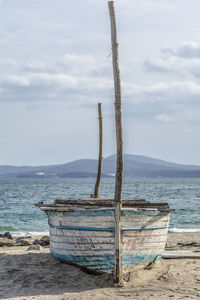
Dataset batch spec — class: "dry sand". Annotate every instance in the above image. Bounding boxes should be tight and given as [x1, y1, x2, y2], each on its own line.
[0, 232, 200, 300]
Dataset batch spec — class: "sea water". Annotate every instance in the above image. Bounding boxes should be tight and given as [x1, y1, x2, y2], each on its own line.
[0, 178, 200, 236]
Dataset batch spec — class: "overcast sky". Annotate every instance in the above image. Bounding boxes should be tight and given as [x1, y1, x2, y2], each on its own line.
[0, 0, 200, 166]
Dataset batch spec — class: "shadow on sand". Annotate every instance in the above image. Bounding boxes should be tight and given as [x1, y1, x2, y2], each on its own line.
[0, 251, 113, 299]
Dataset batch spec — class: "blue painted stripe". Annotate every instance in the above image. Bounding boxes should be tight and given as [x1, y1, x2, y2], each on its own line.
[122, 225, 169, 231]
[122, 211, 169, 216]
[51, 251, 114, 270]
[50, 224, 169, 231]
[50, 224, 115, 231]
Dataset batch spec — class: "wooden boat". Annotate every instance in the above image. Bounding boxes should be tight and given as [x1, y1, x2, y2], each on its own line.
[36, 1, 170, 282]
[37, 199, 170, 278]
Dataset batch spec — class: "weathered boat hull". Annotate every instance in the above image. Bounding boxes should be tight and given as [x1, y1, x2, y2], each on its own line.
[40, 206, 169, 277]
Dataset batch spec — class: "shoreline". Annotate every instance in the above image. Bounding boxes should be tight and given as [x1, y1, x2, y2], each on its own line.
[0, 232, 200, 299]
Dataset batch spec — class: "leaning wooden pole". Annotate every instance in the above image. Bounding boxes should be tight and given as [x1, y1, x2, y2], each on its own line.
[94, 103, 103, 198]
[108, 1, 124, 283]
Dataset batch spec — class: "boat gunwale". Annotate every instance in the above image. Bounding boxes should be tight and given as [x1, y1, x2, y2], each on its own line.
[37, 206, 171, 213]
[35, 198, 170, 210]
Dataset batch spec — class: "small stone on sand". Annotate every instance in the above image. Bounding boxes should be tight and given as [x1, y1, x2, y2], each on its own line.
[27, 244, 42, 251]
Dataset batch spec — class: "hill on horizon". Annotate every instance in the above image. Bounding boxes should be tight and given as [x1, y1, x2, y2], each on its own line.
[1, 154, 200, 178]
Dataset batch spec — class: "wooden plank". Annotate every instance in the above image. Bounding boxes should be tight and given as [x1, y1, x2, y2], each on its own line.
[41, 206, 101, 212]
[121, 214, 169, 223]
[49, 215, 115, 222]
[49, 210, 114, 216]
[54, 199, 155, 207]
[121, 253, 162, 275]
[49, 214, 169, 222]
[55, 198, 148, 202]
[50, 240, 114, 251]
[122, 207, 157, 211]
[37, 200, 169, 209]
[121, 241, 166, 252]
[121, 219, 169, 228]
[122, 234, 168, 244]
[55, 198, 113, 203]
[121, 252, 163, 265]
[35, 203, 54, 207]
[123, 228, 168, 237]
[50, 233, 115, 244]
[121, 252, 163, 258]
[49, 215, 115, 228]
[51, 251, 114, 273]
[50, 246, 114, 256]
[47, 213, 169, 230]
[40, 206, 170, 214]
[123, 230, 168, 238]
[162, 250, 200, 259]
[50, 227, 115, 237]
[48, 215, 168, 228]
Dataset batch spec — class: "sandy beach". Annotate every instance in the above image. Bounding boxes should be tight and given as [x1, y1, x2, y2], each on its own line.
[0, 232, 200, 300]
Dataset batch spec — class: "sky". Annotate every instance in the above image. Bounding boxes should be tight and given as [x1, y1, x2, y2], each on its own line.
[0, 0, 200, 166]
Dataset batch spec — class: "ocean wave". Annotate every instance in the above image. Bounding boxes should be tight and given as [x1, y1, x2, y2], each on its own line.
[169, 227, 200, 233]
[11, 231, 49, 237]
[0, 226, 15, 232]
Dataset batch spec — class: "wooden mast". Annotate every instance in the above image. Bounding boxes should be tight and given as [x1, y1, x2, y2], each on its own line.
[108, 1, 124, 283]
[94, 103, 103, 198]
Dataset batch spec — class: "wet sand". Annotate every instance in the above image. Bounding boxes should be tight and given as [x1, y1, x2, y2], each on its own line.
[0, 232, 200, 300]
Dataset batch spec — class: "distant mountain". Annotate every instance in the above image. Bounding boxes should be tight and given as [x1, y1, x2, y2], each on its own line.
[103, 155, 200, 178]
[0, 154, 200, 178]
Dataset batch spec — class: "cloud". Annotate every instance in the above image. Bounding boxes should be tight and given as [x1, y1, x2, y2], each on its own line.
[0, 59, 17, 67]
[144, 41, 200, 78]
[164, 42, 200, 59]
[155, 111, 200, 123]
[124, 81, 200, 100]
[1, 1, 200, 126]
[122, 80, 200, 123]
[59, 54, 111, 77]
[61, 54, 95, 66]
[2, 63, 200, 105]
[21, 53, 112, 78]
[1, 52, 200, 126]
[24, 62, 49, 72]
[0, 69, 113, 104]
[0, 50, 114, 105]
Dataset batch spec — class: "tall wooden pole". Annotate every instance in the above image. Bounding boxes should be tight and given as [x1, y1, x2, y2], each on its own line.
[94, 103, 103, 198]
[108, 1, 123, 283]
